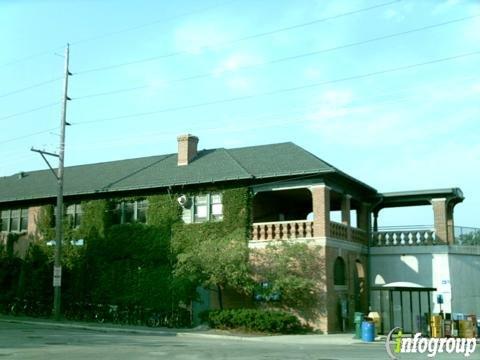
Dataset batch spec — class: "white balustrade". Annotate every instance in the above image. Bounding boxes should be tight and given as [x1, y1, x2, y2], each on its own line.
[251, 220, 313, 241]
[372, 229, 436, 246]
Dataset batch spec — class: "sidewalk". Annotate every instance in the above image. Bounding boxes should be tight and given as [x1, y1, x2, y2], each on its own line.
[0, 315, 378, 345]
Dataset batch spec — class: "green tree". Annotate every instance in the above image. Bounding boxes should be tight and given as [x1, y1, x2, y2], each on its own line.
[251, 243, 325, 311]
[174, 228, 252, 309]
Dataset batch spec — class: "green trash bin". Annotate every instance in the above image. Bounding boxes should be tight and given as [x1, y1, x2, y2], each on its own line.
[354, 312, 364, 339]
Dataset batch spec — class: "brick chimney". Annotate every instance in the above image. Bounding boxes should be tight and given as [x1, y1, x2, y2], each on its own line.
[177, 134, 199, 166]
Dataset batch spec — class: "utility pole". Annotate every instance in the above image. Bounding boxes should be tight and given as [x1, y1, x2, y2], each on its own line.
[32, 43, 71, 320]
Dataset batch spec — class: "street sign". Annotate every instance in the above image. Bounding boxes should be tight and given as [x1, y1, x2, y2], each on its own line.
[53, 266, 62, 287]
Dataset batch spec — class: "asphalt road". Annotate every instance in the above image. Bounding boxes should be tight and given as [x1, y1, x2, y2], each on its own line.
[1, 321, 479, 359]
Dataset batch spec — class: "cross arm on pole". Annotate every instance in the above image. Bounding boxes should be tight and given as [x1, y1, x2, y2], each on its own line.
[31, 147, 60, 180]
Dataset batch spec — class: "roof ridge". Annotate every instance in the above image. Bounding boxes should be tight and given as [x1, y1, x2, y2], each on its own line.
[222, 148, 254, 179]
[225, 141, 292, 151]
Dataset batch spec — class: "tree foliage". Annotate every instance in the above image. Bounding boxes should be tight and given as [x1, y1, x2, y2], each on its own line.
[251, 243, 325, 310]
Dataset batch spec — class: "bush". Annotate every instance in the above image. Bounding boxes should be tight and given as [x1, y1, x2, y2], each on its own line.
[204, 309, 309, 334]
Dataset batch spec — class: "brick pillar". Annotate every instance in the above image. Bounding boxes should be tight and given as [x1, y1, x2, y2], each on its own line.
[357, 202, 370, 232]
[447, 203, 455, 244]
[432, 198, 448, 244]
[311, 185, 330, 237]
[341, 194, 351, 240]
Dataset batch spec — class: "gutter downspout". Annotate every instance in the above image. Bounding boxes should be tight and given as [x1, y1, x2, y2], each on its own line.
[367, 196, 384, 313]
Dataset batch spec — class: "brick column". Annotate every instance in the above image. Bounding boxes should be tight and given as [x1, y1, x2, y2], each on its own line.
[432, 198, 448, 244]
[357, 202, 370, 232]
[447, 203, 455, 244]
[341, 194, 351, 240]
[311, 185, 330, 237]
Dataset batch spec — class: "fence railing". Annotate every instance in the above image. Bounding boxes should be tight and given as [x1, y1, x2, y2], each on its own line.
[453, 226, 480, 246]
[371, 226, 436, 246]
[251, 222, 480, 245]
[251, 220, 314, 241]
[371, 226, 480, 246]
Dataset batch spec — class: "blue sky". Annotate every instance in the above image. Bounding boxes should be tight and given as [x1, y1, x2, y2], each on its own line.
[0, 0, 479, 227]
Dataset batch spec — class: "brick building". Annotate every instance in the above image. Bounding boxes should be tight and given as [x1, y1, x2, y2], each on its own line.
[0, 134, 475, 333]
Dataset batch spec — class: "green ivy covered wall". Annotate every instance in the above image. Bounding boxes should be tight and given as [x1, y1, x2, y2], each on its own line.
[0, 186, 252, 323]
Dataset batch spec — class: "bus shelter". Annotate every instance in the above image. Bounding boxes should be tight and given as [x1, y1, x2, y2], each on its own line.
[370, 284, 436, 335]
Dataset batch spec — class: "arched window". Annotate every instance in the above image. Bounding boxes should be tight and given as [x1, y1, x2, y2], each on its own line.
[334, 257, 346, 286]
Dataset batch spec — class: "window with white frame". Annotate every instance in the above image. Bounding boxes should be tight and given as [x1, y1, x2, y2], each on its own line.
[0, 208, 28, 233]
[210, 194, 223, 221]
[66, 204, 83, 228]
[117, 199, 148, 224]
[182, 193, 223, 224]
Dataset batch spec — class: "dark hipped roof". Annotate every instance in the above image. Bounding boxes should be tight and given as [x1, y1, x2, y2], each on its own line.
[0, 142, 361, 204]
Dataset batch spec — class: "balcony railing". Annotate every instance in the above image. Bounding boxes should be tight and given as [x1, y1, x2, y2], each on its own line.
[330, 221, 367, 243]
[251, 220, 313, 241]
[330, 221, 348, 240]
[352, 227, 368, 244]
[251, 220, 368, 242]
[371, 225, 480, 246]
[371, 226, 436, 246]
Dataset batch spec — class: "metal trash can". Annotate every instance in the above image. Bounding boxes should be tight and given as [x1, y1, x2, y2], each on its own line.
[354, 312, 364, 339]
[361, 320, 375, 342]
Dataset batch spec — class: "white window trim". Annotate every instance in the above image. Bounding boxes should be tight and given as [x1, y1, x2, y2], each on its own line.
[184, 193, 223, 224]
[0, 208, 28, 233]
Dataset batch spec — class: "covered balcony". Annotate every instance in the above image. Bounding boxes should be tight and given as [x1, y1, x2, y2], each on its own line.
[370, 188, 473, 247]
[250, 185, 369, 244]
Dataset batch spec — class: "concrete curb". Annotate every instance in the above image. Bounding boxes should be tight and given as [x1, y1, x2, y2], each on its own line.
[0, 317, 381, 345]
[0, 317, 268, 341]
[0, 317, 176, 336]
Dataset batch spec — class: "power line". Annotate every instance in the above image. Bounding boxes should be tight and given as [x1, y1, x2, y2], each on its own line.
[0, 73, 475, 151]
[0, 0, 400, 102]
[72, 50, 480, 125]
[74, 14, 480, 101]
[62, 74, 479, 154]
[0, 77, 62, 100]
[0, 127, 59, 146]
[0, 1, 236, 70]
[0, 47, 63, 69]
[69, 0, 238, 46]
[75, 0, 401, 75]
[0, 102, 61, 122]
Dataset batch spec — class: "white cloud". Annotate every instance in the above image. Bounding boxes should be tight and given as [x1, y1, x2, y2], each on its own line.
[383, 9, 405, 22]
[431, 0, 461, 15]
[174, 21, 229, 54]
[303, 78, 480, 148]
[212, 53, 262, 76]
[304, 67, 322, 80]
[210, 52, 261, 92]
[225, 76, 252, 92]
[464, 16, 480, 42]
[304, 89, 406, 146]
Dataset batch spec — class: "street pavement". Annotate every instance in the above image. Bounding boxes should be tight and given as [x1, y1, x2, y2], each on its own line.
[1, 317, 479, 359]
